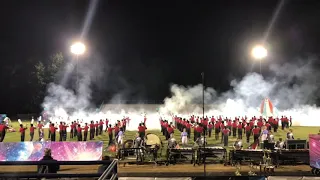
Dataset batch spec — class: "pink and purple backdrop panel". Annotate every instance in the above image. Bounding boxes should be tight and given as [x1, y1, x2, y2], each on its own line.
[309, 134, 320, 168]
[0, 141, 103, 161]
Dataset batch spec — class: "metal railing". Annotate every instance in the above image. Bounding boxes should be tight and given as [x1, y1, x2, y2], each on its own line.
[98, 159, 118, 180]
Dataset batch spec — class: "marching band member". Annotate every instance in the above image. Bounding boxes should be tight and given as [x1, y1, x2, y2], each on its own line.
[83, 123, 89, 141]
[181, 128, 188, 146]
[287, 129, 294, 140]
[29, 124, 36, 141]
[268, 131, 275, 143]
[275, 138, 285, 149]
[261, 126, 269, 142]
[117, 128, 124, 145]
[39, 128, 44, 141]
[245, 123, 252, 143]
[77, 124, 83, 141]
[89, 121, 95, 140]
[207, 122, 213, 138]
[252, 125, 260, 143]
[70, 122, 75, 139]
[48, 121, 52, 139]
[19, 124, 28, 142]
[168, 134, 177, 149]
[49, 123, 58, 141]
[0, 122, 8, 142]
[237, 122, 243, 140]
[107, 124, 114, 145]
[214, 120, 220, 140]
[233, 138, 243, 150]
[37, 121, 43, 138]
[95, 121, 99, 137]
[59, 122, 64, 141]
[232, 120, 237, 137]
[138, 123, 146, 139]
[62, 122, 68, 141]
[186, 120, 192, 139]
[222, 126, 230, 146]
[99, 119, 104, 135]
[167, 124, 174, 140]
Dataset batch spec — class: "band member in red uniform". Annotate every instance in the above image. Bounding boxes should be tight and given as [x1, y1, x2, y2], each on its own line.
[0, 122, 8, 142]
[83, 123, 89, 141]
[73, 121, 77, 138]
[203, 118, 208, 135]
[196, 124, 203, 140]
[95, 121, 99, 136]
[122, 119, 127, 132]
[227, 120, 232, 136]
[232, 120, 237, 137]
[107, 124, 114, 145]
[252, 126, 260, 142]
[50, 123, 58, 141]
[62, 123, 68, 141]
[105, 119, 109, 130]
[20, 124, 28, 142]
[77, 124, 83, 141]
[37, 122, 43, 138]
[59, 122, 64, 141]
[214, 121, 220, 140]
[237, 122, 243, 140]
[185, 120, 191, 139]
[99, 120, 104, 135]
[138, 123, 146, 139]
[220, 121, 225, 143]
[245, 123, 251, 143]
[274, 118, 279, 132]
[89, 121, 95, 140]
[265, 122, 271, 131]
[114, 124, 120, 138]
[222, 127, 230, 146]
[29, 124, 36, 141]
[48, 121, 52, 139]
[207, 122, 213, 138]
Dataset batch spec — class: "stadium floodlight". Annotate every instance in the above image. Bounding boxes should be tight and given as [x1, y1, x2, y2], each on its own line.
[251, 45, 267, 60]
[70, 42, 86, 55]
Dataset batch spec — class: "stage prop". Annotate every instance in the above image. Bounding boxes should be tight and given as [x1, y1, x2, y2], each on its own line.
[310, 134, 320, 175]
[0, 141, 103, 161]
[260, 98, 275, 117]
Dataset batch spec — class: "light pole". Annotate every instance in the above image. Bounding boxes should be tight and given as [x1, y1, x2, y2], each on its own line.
[201, 72, 206, 176]
[70, 42, 86, 88]
[251, 45, 267, 74]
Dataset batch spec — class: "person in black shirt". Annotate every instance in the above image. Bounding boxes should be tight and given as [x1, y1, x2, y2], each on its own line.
[38, 148, 60, 174]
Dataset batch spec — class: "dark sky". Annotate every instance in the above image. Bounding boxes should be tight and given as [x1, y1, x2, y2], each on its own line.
[1, 0, 320, 113]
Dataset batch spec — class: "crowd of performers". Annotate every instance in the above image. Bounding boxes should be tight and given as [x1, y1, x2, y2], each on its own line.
[0, 117, 133, 143]
[0, 114, 294, 152]
[159, 115, 294, 150]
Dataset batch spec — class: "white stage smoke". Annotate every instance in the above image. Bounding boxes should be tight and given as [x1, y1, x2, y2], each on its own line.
[42, 56, 320, 130]
[161, 59, 320, 126]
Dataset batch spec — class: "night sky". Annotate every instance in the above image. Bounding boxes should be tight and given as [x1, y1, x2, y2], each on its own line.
[1, 0, 320, 114]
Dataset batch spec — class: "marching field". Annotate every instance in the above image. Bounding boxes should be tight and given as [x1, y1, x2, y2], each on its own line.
[1, 121, 319, 176]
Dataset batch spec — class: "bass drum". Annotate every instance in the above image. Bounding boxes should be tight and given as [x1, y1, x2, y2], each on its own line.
[121, 139, 135, 156]
[146, 133, 162, 148]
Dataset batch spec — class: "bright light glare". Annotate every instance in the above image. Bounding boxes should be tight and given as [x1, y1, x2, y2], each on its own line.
[251, 45, 267, 60]
[71, 42, 86, 55]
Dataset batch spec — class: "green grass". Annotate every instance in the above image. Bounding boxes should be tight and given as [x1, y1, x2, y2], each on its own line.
[3, 121, 319, 157]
